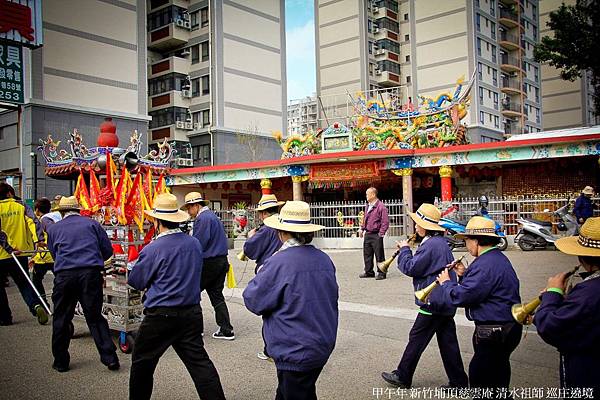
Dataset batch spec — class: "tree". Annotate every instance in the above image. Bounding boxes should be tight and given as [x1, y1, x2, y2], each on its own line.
[233, 122, 266, 163]
[534, 0, 600, 116]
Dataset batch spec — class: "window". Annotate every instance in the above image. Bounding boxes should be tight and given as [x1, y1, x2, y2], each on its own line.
[492, 69, 497, 86]
[201, 7, 209, 27]
[148, 5, 187, 31]
[479, 87, 484, 104]
[191, 45, 199, 64]
[201, 41, 209, 62]
[406, 75, 411, 83]
[376, 39, 399, 54]
[148, 73, 188, 96]
[405, 55, 410, 62]
[377, 60, 400, 74]
[535, 87, 540, 102]
[202, 109, 210, 126]
[192, 78, 200, 97]
[190, 11, 199, 30]
[491, 22, 496, 39]
[192, 144, 211, 165]
[491, 45, 497, 63]
[477, 62, 482, 79]
[493, 92, 499, 109]
[490, 0, 495, 16]
[476, 14, 481, 32]
[404, 34, 410, 42]
[404, 13, 409, 21]
[534, 66, 539, 82]
[477, 38, 481, 56]
[479, 111, 485, 124]
[536, 108, 540, 123]
[378, 17, 399, 33]
[494, 115, 499, 128]
[486, 42, 490, 51]
[149, 107, 188, 129]
[533, 25, 538, 40]
[201, 75, 210, 95]
[532, 4, 537, 19]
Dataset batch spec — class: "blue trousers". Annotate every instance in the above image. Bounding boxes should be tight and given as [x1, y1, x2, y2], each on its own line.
[0, 256, 41, 322]
[52, 267, 117, 368]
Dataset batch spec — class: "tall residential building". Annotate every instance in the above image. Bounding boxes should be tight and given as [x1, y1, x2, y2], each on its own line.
[147, 0, 286, 166]
[287, 96, 318, 135]
[315, 0, 543, 142]
[539, 0, 599, 130]
[0, 0, 148, 198]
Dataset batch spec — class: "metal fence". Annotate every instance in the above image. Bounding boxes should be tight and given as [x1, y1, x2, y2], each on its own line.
[214, 196, 597, 238]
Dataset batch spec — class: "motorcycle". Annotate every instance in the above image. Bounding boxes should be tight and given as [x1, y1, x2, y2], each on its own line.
[439, 215, 509, 251]
[514, 200, 578, 251]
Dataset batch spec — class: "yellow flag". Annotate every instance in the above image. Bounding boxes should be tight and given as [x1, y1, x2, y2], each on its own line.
[226, 264, 237, 289]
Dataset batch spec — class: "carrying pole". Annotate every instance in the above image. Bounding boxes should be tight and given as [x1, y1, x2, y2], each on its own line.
[11, 252, 53, 315]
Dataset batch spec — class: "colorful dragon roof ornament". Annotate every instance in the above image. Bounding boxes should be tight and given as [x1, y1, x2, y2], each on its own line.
[38, 119, 176, 177]
[276, 74, 474, 158]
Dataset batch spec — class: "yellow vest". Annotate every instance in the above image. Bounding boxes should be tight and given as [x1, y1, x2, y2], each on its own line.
[0, 199, 38, 260]
[32, 215, 54, 264]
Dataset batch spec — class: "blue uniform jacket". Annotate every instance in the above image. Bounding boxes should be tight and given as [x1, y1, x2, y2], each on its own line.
[397, 236, 458, 316]
[439, 248, 520, 322]
[192, 210, 228, 258]
[534, 274, 600, 390]
[573, 195, 593, 221]
[243, 245, 339, 372]
[128, 232, 203, 308]
[47, 215, 112, 273]
[243, 225, 282, 268]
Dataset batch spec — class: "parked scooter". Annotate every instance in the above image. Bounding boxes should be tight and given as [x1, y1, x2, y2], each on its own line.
[440, 215, 509, 251]
[514, 200, 578, 251]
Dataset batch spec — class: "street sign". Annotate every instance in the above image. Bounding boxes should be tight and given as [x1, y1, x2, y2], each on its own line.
[0, 0, 43, 48]
[0, 42, 23, 104]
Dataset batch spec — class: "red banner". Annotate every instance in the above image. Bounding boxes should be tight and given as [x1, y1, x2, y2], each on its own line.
[309, 161, 379, 183]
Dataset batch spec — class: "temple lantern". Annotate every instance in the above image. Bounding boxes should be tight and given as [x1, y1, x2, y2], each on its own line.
[97, 118, 119, 147]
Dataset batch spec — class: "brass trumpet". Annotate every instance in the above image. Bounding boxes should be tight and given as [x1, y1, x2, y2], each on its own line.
[378, 234, 417, 274]
[512, 265, 580, 325]
[237, 251, 248, 261]
[414, 254, 466, 302]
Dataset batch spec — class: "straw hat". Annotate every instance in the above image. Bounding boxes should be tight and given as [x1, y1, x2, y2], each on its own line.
[56, 196, 81, 211]
[180, 191, 209, 209]
[555, 217, 600, 257]
[51, 195, 63, 212]
[409, 203, 445, 232]
[263, 201, 324, 233]
[256, 194, 285, 212]
[145, 193, 190, 223]
[582, 186, 594, 195]
[455, 216, 499, 239]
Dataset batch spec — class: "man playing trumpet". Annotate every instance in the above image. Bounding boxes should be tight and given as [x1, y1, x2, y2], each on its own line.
[534, 217, 600, 397]
[381, 203, 468, 389]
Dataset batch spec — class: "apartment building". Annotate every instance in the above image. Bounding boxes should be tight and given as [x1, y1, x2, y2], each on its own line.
[539, 0, 599, 130]
[0, 0, 148, 198]
[287, 96, 319, 134]
[147, 0, 287, 166]
[315, 0, 542, 142]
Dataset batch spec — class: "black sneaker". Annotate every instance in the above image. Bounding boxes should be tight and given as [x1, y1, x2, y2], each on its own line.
[381, 372, 410, 388]
[52, 363, 69, 373]
[212, 329, 235, 340]
[107, 361, 120, 371]
[359, 272, 375, 278]
[375, 273, 387, 280]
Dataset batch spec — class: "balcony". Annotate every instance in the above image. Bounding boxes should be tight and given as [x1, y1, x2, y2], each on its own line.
[148, 56, 189, 79]
[501, 102, 523, 117]
[373, 48, 400, 63]
[500, 54, 523, 73]
[498, 9, 519, 28]
[374, 70, 401, 87]
[149, 91, 191, 112]
[499, 31, 521, 51]
[500, 77, 523, 95]
[372, 27, 399, 42]
[148, 23, 190, 51]
[373, 6, 399, 21]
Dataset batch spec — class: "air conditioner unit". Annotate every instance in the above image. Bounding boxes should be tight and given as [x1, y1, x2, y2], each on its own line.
[184, 21, 191, 29]
[375, 49, 385, 56]
[185, 158, 193, 166]
[373, 6, 379, 13]
[373, 27, 380, 33]
[375, 70, 382, 76]
[176, 158, 193, 167]
[176, 120, 185, 129]
[193, 122, 201, 130]
[180, 49, 191, 57]
[181, 89, 192, 98]
[184, 121, 194, 130]
[175, 18, 185, 27]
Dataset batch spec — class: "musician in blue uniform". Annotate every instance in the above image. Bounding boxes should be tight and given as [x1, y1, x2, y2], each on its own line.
[437, 216, 521, 398]
[243, 201, 339, 400]
[534, 217, 600, 397]
[46, 196, 119, 372]
[381, 203, 468, 389]
[243, 193, 284, 273]
[183, 191, 234, 340]
[128, 193, 225, 400]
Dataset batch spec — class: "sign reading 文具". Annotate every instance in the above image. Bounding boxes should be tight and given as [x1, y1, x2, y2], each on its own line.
[0, 41, 23, 104]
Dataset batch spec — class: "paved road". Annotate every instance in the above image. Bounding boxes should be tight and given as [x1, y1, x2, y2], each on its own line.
[0, 248, 575, 399]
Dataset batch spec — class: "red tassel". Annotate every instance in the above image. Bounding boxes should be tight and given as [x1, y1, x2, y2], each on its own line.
[138, 226, 155, 252]
[112, 243, 124, 255]
[127, 230, 139, 262]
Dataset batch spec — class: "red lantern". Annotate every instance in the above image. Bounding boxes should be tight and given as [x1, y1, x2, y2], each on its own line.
[210, 182, 219, 190]
[222, 182, 231, 191]
[482, 166, 492, 178]
[455, 165, 466, 174]
[235, 183, 243, 191]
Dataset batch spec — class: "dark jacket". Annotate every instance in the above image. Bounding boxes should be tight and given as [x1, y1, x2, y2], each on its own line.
[362, 200, 389, 237]
[534, 274, 600, 390]
[243, 245, 339, 372]
[47, 214, 112, 273]
[192, 209, 228, 258]
[397, 236, 458, 316]
[243, 225, 282, 269]
[129, 232, 203, 308]
[439, 248, 520, 322]
[574, 195, 593, 221]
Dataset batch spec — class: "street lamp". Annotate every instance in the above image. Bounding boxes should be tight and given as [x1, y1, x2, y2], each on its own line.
[29, 151, 37, 200]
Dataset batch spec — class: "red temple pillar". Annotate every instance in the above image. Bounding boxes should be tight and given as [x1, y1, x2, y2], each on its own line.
[439, 166, 453, 202]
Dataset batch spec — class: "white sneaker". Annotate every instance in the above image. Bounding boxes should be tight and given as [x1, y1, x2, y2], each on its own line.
[257, 351, 273, 362]
[212, 329, 235, 340]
